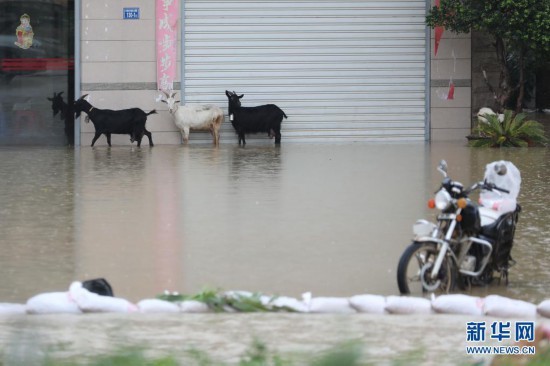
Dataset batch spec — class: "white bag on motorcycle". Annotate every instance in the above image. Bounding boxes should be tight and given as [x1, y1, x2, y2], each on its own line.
[385, 296, 433, 314]
[483, 295, 536, 318]
[479, 161, 521, 213]
[431, 294, 484, 316]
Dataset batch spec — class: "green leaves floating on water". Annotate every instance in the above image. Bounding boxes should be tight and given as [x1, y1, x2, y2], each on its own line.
[156, 288, 287, 313]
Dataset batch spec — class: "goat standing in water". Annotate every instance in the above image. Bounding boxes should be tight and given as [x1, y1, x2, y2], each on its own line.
[47, 91, 74, 146]
[160, 91, 224, 146]
[225, 90, 287, 145]
[73, 94, 156, 147]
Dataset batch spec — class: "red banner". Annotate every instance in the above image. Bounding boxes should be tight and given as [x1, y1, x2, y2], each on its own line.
[156, 0, 179, 91]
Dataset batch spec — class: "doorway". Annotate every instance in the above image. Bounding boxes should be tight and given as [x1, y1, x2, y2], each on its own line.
[0, 0, 74, 145]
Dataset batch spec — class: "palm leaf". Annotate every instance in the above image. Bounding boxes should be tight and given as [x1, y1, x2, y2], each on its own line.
[470, 109, 548, 147]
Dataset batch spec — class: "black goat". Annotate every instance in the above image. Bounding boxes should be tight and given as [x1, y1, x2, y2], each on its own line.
[47, 91, 74, 146]
[73, 94, 156, 147]
[225, 90, 287, 145]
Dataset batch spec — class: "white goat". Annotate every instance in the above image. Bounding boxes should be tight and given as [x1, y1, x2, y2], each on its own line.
[160, 91, 224, 146]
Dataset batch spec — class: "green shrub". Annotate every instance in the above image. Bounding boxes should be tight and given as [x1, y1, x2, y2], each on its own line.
[470, 110, 548, 147]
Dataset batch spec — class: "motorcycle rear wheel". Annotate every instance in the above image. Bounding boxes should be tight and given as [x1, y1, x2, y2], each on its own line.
[397, 242, 456, 295]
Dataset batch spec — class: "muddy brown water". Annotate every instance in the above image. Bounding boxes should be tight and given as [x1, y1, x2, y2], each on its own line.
[1, 129, 550, 365]
[0, 139, 549, 304]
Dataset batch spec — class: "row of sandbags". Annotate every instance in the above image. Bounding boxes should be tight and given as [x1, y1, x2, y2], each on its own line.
[1, 283, 550, 318]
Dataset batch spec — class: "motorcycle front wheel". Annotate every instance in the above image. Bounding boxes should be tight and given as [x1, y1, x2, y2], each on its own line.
[397, 242, 456, 295]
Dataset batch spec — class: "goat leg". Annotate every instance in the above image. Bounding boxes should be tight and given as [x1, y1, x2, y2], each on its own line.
[213, 129, 220, 146]
[182, 126, 190, 144]
[105, 133, 112, 147]
[238, 131, 246, 146]
[91, 132, 102, 147]
[144, 129, 154, 146]
[275, 132, 281, 144]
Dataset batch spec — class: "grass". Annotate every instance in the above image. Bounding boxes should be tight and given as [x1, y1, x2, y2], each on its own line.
[6, 338, 550, 366]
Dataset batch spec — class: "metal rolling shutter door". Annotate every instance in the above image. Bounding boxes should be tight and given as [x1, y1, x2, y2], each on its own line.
[183, 0, 427, 142]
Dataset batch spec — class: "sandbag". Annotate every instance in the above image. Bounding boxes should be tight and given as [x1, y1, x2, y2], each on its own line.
[26, 292, 82, 314]
[262, 296, 309, 313]
[349, 294, 387, 314]
[69, 282, 138, 313]
[179, 300, 211, 313]
[431, 294, 484, 316]
[537, 300, 550, 318]
[0, 303, 26, 315]
[385, 296, 433, 314]
[308, 297, 356, 314]
[137, 299, 180, 313]
[483, 295, 536, 318]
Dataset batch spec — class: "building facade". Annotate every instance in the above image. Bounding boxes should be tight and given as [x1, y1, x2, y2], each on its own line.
[0, 0, 472, 146]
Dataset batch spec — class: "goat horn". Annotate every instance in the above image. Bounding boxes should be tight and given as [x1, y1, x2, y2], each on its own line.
[80, 94, 89, 100]
[162, 90, 170, 98]
[171, 92, 177, 98]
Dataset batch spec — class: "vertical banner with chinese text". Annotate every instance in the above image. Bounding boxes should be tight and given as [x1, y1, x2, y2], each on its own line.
[156, 0, 179, 91]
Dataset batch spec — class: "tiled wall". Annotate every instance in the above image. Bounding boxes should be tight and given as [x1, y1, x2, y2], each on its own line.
[80, 0, 180, 146]
[430, 26, 472, 142]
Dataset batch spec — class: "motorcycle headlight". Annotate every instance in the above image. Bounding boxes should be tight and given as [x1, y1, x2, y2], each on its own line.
[435, 189, 452, 210]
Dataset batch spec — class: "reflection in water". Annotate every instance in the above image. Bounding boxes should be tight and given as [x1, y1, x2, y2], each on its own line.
[0, 147, 75, 300]
[0, 143, 549, 304]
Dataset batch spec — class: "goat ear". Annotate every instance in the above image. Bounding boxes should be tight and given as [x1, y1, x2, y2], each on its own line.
[47, 97, 53, 101]
[160, 100, 167, 104]
[80, 94, 89, 100]
[175, 100, 180, 104]
[238, 94, 244, 99]
[59, 91, 64, 96]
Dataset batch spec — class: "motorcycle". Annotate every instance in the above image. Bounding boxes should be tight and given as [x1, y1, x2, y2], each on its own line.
[397, 160, 521, 295]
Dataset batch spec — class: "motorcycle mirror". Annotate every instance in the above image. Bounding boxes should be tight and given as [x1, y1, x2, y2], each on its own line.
[437, 160, 448, 177]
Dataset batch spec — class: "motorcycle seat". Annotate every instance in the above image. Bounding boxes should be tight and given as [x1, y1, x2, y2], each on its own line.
[480, 205, 521, 239]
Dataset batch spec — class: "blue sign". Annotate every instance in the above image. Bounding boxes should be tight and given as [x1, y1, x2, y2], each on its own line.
[123, 7, 140, 20]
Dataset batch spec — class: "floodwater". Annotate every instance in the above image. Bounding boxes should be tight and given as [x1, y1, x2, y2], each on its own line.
[1, 140, 549, 305]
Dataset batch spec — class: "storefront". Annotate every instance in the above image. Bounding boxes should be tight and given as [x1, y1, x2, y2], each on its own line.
[1, 1, 472, 146]
[0, 0, 74, 145]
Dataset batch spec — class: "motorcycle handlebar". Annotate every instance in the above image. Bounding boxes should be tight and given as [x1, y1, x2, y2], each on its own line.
[463, 181, 510, 195]
[483, 180, 510, 194]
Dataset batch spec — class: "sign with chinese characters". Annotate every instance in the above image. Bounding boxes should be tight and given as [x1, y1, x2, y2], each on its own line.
[156, 0, 179, 91]
[123, 8, 140, 20]
[465, 321, 536, 356]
